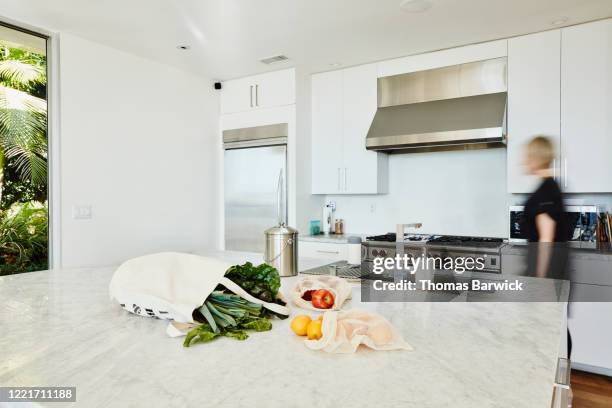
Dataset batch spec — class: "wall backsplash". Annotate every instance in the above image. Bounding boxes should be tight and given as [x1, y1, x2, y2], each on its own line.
[325, 148, 612, 238]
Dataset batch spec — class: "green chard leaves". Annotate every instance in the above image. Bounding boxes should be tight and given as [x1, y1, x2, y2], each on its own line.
[183, 262, 285, 348]
[222, 262, 281, 303]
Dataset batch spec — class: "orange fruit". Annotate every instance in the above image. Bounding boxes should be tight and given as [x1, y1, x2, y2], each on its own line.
[290, 315, 312, 336]
[306, 319, 323, 340]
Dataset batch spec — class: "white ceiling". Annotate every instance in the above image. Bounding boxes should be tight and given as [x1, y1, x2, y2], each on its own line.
[2, 0, 612, 80]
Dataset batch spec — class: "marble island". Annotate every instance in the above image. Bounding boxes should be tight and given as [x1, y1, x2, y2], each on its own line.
[0, 250, 566, 407]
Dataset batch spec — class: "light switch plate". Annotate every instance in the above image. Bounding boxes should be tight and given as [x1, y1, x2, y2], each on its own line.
[72, 205, 92, 219]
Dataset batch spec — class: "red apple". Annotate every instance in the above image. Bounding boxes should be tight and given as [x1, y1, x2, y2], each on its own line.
[301, 290, 315, 301]
[311, 289, 335, 309]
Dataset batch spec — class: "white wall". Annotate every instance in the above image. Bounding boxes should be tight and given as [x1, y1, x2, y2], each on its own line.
[58, 33, 219, 268]
[327, 148, 509, 237]
[326, 147, 612, 238]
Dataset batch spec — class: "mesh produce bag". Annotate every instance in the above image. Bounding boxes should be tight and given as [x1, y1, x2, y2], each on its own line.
[291, 275, 352, 311]
[304, 309, 413, 353]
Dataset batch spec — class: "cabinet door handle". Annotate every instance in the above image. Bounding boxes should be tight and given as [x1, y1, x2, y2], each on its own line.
[564, 159, 568, 189]
[337, 168, 341, 191]
[249, 85, 253, 107]
[316, 250, 340, 254]
[255, 84, 259, 106]
[344, 167, 348, 192]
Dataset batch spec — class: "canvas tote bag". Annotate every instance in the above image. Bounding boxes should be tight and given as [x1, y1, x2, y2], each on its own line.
[109, 252, 290, 324]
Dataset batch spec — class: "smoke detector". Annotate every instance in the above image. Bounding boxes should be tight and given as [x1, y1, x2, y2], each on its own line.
[260, 55, 289, 65]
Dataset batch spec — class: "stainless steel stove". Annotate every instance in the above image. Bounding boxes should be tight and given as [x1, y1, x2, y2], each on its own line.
[362, 233, 505, 273]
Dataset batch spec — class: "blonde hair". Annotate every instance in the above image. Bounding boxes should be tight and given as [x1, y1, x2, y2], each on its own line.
[526, 136, 555, 170]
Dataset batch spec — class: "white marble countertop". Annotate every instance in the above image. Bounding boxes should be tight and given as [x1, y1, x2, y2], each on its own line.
[0, 250, 566, 408]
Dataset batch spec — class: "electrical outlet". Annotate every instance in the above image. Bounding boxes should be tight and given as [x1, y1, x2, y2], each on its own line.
[327, 200, 336, 211]
[370, 203, 377, 213]
[72, 205, 92, 220]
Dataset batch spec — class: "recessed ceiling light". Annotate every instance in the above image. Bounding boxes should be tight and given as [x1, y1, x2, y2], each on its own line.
[400, 0, 433, 13]
[551, 17, 568, 26]
[176, 45, 191, 50]
[329, 62, 342, 67]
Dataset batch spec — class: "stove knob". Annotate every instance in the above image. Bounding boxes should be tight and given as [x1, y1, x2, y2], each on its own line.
[379, 250, 387, 257]
[372, 249, 379, 257]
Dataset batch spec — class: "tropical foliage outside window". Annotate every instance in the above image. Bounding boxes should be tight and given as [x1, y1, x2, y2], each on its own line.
[0, 36, 48, 275]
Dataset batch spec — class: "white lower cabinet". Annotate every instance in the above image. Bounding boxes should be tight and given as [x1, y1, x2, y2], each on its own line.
[299, 241, 348, 261]
[311, 63, 387, 195]
[568, 300, 612, 375]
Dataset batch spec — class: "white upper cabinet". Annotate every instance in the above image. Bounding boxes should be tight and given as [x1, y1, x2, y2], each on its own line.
[561, 20, 612, 193]
[311, 63, 387, 195]
[311, 70, 344, 194]
[377, 39, 507, 77]
[221, 68, 295, 115]
[253, 69, 296, 110]
[342, 63, 387, 194]
[507, 30, 561, 193]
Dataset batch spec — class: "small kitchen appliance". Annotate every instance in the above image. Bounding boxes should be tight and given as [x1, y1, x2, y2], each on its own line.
[322, 202, 336, 235]
[509, 205, 598, 246]
[264, 171, 298, 277]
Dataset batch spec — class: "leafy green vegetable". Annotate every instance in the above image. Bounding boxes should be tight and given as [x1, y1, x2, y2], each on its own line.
[184, 291, 273, 347]
[183, 323, 220, 347]
[239, 317, 272, 332]
[197, 301, 219, 333]
[222, 262, 281, 303]
[184, 262, 288, 348]
[222, 328, 249, 340]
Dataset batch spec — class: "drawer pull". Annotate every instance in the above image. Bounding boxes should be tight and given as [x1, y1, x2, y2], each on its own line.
[316, 250, 340, 254]
[554, 358, 571, 389]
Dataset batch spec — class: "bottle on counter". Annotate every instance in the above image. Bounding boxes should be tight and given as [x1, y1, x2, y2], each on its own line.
[334, 219, 344, 235]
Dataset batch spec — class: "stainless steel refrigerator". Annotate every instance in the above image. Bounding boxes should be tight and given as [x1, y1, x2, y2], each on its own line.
[223, 123, 288, 253]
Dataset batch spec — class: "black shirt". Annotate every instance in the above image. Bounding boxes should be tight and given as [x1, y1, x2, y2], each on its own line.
[523, 177, 568, 242]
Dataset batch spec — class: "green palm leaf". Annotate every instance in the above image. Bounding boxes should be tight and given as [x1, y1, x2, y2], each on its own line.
[0, 85, 47, 186]
[0, 59, 45, 87]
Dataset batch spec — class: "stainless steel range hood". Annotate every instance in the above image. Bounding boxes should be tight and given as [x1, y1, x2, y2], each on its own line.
[366, 57, 508, 152]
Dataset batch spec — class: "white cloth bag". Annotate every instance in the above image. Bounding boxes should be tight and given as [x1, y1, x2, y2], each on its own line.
[304, 309, 413, 353]
[291, 275, 352, 311]
[109, 252, 290, 324]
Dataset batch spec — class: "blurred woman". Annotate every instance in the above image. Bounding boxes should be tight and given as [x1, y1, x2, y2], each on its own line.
[523, 136, 568, 277]
[523, 135, 571, 356]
